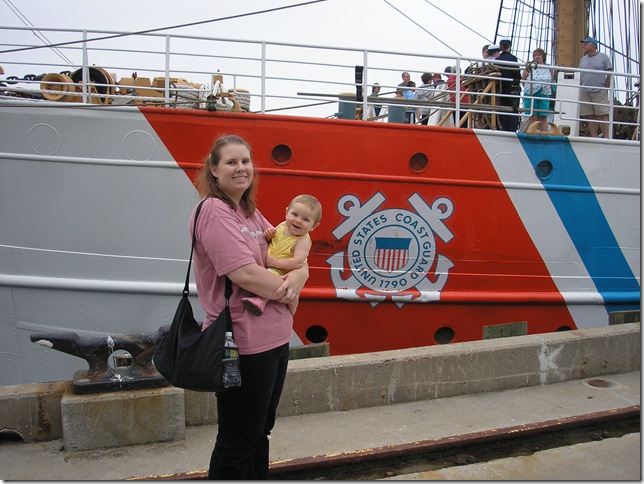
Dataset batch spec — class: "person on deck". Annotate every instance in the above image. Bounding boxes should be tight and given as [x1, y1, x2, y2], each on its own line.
[432, 72, 446, 87]
[487, 45, 501, 59]
[496, 39, 521, 132]
[397, 71, 416, 124]
[415, 72, 434, 125]
[481, 44, 490, 60]
[578, 37, 613, 138]
[371, 83, 382, 116]
[426, 72, 449, 126]
[521, 48, 553, 132]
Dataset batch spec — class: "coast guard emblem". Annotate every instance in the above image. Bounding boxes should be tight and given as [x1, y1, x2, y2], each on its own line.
[326, 193, 455, 307]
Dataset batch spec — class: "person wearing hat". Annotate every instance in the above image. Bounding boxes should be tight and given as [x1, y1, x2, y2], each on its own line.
[487, 45, 501, 59]
[467, 44, 499, 128]
[578, 37, 613, 138]
[495, 39, 521, 132]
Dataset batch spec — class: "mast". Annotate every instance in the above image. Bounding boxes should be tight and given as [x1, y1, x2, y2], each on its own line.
[554, 0, 589, 67]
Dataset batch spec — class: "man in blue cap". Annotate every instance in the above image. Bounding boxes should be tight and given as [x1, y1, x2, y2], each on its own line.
[496, 39, 521, 132]
[579, 37, 613, 138]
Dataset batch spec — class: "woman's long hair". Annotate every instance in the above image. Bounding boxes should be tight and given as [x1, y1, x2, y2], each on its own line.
[196, 134, 258, 216]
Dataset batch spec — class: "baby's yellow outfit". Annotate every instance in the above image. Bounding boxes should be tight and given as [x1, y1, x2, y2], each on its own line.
[267, 224, 310, 276]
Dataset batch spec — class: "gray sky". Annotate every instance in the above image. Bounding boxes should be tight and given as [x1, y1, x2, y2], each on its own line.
[0, 0, 499, 60]
[1, 0, 501, 115]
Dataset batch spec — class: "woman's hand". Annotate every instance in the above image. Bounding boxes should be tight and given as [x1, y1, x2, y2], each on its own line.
[287, 298, 299, 315]
[273, 264, 309, 304]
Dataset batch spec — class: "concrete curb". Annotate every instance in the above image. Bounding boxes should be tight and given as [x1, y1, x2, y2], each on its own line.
[279, 322, 641, 415]
[1, 322, 639, 449]
[0, 381, 67, 443]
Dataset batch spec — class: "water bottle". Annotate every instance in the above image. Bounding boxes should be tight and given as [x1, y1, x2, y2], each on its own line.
[222, 331, 241, 388]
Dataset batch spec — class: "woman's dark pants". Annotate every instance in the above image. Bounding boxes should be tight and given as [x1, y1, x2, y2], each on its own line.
[208, 342, 290, 480]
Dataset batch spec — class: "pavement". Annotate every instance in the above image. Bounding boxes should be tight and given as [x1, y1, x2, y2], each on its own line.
[0, 371, 640, 481]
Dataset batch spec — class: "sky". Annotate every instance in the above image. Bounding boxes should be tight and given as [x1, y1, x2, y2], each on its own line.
[0, 0, 502, 115]
[0, 0, 500, 56]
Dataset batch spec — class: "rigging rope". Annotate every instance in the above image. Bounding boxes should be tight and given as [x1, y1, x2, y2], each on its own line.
[0, 0, 328, 55]
[495, 0, 640, 101]
[494, 0, 555, 64]
[422, 0, 493, 44]
[2, 0, 77, 66]
[382, 0, 496, 57]
[588, 0, 639, 92]
[382, 0, 460, 56]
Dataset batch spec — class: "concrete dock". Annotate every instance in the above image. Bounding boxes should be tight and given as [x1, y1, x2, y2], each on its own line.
[0, 371, 639, 480]
[0, 323, 640, 480]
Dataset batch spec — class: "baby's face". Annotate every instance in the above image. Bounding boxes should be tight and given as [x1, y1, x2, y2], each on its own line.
[285, 202, 319, 237]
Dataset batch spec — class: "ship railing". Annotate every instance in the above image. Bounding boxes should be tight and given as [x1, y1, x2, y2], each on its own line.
[346, 58, 639, 139]
[0, 25, 639, 139]
[542, 63, 640, 140]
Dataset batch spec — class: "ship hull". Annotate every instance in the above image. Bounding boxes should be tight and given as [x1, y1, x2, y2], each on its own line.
[0, 101, 640, 384]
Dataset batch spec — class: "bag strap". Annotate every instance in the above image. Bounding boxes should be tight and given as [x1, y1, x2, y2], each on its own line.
[185, 198, 232, 303]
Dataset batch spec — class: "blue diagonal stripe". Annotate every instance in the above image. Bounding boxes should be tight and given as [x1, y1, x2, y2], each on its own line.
[518, 134, 639, 305]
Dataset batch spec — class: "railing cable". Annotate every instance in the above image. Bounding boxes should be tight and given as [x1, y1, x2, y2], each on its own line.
[1, 0, 77, 66]
[382, 0, 460, 56]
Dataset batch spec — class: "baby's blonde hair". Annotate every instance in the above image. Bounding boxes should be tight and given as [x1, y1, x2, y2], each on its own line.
[290, 194, 322, 225]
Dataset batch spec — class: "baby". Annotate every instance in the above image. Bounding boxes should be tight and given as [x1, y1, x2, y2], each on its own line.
[242, 194, 322, 315]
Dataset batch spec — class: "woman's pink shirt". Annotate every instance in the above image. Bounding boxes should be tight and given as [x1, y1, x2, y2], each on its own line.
[190, 198, 293, 355]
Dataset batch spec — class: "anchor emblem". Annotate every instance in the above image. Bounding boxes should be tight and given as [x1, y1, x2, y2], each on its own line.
[327, 192, 455, 307]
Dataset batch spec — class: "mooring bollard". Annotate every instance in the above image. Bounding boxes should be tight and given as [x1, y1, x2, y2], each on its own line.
[30, 328, 170, 394]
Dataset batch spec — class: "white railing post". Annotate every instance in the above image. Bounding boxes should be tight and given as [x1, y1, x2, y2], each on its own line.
[362, 50, 368, 121]
[164, 36, 171, 100]
[261, 42, 266, 114]
[607, 80, 615, 139]
[455, 59, 461, 124]
[81, 31, 88, 103]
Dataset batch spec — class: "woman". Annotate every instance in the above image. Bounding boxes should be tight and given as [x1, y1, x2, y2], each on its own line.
[191, 134, 309, 479]
[415, 72, 434, 125]
[521, 48, 553, 132]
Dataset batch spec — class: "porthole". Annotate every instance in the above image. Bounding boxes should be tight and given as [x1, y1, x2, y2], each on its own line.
[271, 144, 292, 165]
[305, 325, 328, 343]
[434, 326, 455, 344]
[535, 160, 553, 179]
[409, 152, 429, 173]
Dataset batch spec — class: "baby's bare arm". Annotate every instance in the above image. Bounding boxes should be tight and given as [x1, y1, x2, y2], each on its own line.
[267, 237, 311, 272]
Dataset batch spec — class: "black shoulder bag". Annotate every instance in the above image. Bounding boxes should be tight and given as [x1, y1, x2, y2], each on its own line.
[153, 199, 235, 392]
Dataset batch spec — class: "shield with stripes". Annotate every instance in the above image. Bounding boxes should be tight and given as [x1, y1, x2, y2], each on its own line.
[374, 237, 411, 273]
